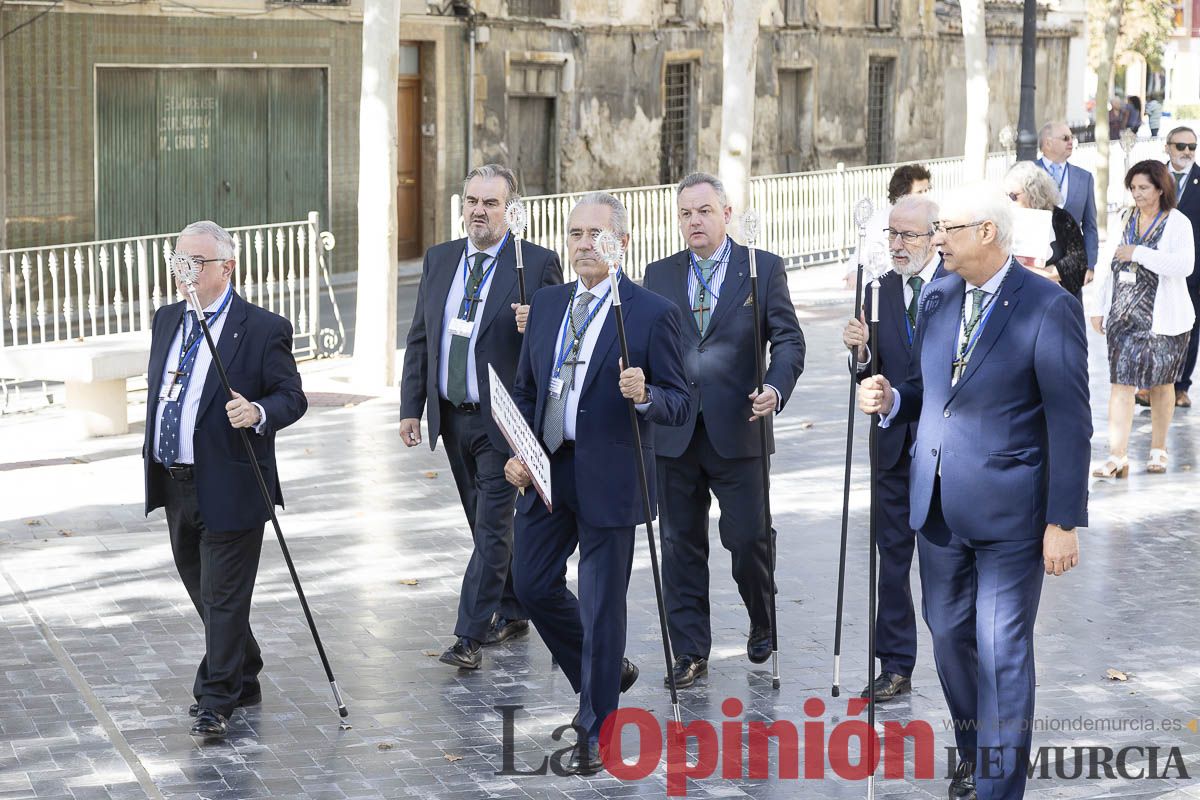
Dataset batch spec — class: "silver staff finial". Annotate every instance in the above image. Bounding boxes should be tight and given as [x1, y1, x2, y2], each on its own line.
[169, 252, 201, 292]
[853, 198, 874, 228]
[505, 199, 528, 238]
[742, 208, 761, 247]
[594, 229, 623, 270]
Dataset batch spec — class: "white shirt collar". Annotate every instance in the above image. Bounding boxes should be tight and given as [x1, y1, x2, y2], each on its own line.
[573, 273, 618, 301]
[917, 255, 940, 283]
[200, 284, 233, 314]
[466, 235, 507, 259]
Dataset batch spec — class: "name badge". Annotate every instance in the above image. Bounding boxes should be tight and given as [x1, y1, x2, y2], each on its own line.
[448, 317, 474, 338]
[1119, 271, 1136, 284]
[160, 382, 183, 403]
[548, 377, 565, 399]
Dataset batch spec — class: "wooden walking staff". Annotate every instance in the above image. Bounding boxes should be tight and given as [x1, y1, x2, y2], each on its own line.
[741, 209, 781, 690]
[505, 199, 529, 304]
[168, 253, 351, 729]
[594, 230, 682, 725]
[832, 197, 874, 697]
[865, 274, 883, 800]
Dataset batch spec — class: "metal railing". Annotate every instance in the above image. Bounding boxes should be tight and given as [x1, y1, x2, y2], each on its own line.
[0, 212, 345, 360]
[451, 137, 1168, 276]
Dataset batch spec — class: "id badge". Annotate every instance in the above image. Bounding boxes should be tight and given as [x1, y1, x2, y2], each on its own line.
[448, 317, 474, 338]
[160, 382, 182, 403]
[548, 377, 565, 399]
[1119, 271, 1136, 284]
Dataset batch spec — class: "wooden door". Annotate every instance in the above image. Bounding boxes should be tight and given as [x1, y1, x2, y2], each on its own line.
[397, 76, 421, 259]
[507, 96, 554, 196]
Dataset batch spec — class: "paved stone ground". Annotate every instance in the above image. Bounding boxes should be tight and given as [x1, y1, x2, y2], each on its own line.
[1, 268, 1199, 800]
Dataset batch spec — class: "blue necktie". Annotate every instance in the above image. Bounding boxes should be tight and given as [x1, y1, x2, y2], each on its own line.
[157, 311, 205, 467]
[1048, 161, 1064, 184]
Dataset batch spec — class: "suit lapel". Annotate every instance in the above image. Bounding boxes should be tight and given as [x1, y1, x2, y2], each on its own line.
[922, 273, 963, 395]
[666, 252, 699, 341]
[196, 293, 248, 422]
[477, 236, 517, 336]
[429, 241, 467, 358]
[578, 277, 630, 399]
[882, 272, 910, 350]
[948, 260, 1023, 399]
[703, 243, 749, 340]
[1182, 164, 1200, 208]
[532, 285, 573, 435]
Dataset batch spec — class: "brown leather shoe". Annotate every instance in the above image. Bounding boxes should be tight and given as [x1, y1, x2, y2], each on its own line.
[1177, 389, 1191, 408]
[1135, 389, 1151, 407]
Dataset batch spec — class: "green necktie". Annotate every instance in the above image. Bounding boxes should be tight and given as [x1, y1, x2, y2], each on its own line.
[1176, 172, 1186, 201]
[693, 258, 717, 333]
[962, 288, 986, 345]
[906, 275, 925, 329]
[446, 251, 489, 406]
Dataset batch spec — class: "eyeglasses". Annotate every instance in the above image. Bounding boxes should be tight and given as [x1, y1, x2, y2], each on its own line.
[1053, 135, 1073, 143]
[1170, 142, 1198, 152]
[932, 220, 986, 235]
[883, 228, 934, 244]
[175, 255, 227, 270]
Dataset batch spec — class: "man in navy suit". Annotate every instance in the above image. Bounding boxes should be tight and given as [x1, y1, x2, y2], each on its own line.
[505, 192, 690, 775]
[1038, 121, 1098, 282]
[642, 173, 805, 688]
[400, 165, 563, 670]
[143, 221, 308, 740]
[841, 194, 944, 703]
[1165, 126, 1200, 407]
[859, 185, 1090, 800]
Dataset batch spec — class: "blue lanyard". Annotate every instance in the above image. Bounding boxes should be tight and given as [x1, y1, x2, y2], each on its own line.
[177, 285, 233, 366]
[1044, 159, 1066, 191]
[957, 282, 1004, 363]
[552, 283, 612, 378]
[689, 237, 730, 301]
[459, 232, 508, 320]
[1125, 210, 1165, 246]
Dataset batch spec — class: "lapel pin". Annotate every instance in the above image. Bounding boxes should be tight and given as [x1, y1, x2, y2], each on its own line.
[1003, 300, 1009, 306]
[233, 332, 239, 338]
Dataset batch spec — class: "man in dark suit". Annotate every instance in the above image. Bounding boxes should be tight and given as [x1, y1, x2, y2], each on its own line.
[1038, 121, 1098, 279]
[143, 220, 308, 740]
[841, 194, 944, 703]
[505, 192, 690, 775]
[1165, 125, 1200, 407]
[860, 185, 1090, 800]
[400, 164, 563, 670]
[642, 173, 805, 688]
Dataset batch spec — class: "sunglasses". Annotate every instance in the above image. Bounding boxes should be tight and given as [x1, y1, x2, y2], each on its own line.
[1007, 192, 1022, 202]
[1171, 142, 1198, 152]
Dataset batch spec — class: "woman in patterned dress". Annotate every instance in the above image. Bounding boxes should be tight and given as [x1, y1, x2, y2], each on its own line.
[1090, 160, 1196, 476]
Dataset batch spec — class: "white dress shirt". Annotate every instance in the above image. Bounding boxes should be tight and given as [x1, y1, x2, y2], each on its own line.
[437, 236, 506, 402]
[686, 235, 732, 314]
[153, 287, 265, 464]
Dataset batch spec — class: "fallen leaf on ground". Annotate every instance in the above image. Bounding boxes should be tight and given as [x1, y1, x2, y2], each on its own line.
[304, 448, 313, 455]
[800, 420, 814, 429]
[444, 754, 463, 763]
[1105, 668, 1129, 681]
[24, 519, 42, 526]
[421, 649, 441, 657]
[424, 471, 439, 479]
[399, 579, 419, 586]
[377, 742, 395, 751]
[59, 530, 74, 537]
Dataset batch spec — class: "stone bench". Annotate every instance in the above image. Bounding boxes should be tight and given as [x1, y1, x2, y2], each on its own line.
[0, 332, 150, 436]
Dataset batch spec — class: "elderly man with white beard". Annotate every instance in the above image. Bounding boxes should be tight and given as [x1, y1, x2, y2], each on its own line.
[841, 193, 944, 703]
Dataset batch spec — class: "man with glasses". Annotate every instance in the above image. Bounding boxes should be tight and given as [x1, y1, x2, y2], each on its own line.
[1165, 126, 1200, 407]
[143, 220, 309, 740]
[841, 194, 943, 704]
[1038, 121, 1098, 281]
[859, 185, 1091, 800]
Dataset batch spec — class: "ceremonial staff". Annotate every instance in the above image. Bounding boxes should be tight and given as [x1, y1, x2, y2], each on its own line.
[594, 230, 682, 725]
[832, 198, 874, 697]
[506, 199, 529, 305]
[865, 275, 882, 800]
[741, 209, 781, 690]
[169, 254, 350, 728]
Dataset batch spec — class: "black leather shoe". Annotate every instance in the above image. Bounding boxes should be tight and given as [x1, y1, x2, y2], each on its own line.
[860, 672, 912, 703]
[189, 708, 228, 740]
[949, 759, 976, 800]
[438, 637, 481, 669]
[563, 739, 604, 776]
[189, 690, 262, 718]
[747, 625, 772, 664]
[665, 654, 708, 688]
[620, 658, 639, 693]
[483, 617, 529, 646]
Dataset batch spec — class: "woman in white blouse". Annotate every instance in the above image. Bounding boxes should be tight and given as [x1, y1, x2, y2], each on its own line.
[1090, 159, 1196, 477]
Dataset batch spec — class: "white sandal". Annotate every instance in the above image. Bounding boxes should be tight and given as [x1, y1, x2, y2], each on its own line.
[1092, 454, 1129, 478]
[1147, 449, 1168, 474]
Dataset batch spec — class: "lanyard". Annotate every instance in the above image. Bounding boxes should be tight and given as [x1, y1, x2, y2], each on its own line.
[552, 283, 612, 378]
[176, 285, 233, 368]
[956, 272, 1008, 365]
[1044, 159, 1067, 191]
[689, 237, 730, 301]
[459, 232, 509, 319]
[1126, 209, 1166, 247]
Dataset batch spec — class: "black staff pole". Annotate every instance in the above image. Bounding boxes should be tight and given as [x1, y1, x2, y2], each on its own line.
[171, 256, 350, 727]
[742, 210, 780, 689]
[596, 232, 681, 725]
[866, 276, 882, 800]
[832, 198, 874, 697]
[506, 199, 529, 305]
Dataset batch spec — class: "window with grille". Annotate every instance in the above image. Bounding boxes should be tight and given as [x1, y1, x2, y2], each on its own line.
[508, 0, 561, 17]
[866, 58, 894, 165]
[660, 61, 696, 185]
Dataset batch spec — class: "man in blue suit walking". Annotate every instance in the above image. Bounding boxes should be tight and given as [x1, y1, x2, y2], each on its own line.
[1038, 121, 1098, 285]
[859, 185, 1091, 800]
[505, 192, 690, 775]
[1164, 125, 1200, 407]
[842, 194, 944, 703]
[643, 172, 805, 688]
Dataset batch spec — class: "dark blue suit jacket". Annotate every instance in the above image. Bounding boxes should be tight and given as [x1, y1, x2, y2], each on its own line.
[400, 237, 563, 452]
[892, 261, 1091, 540]
[643, 242, 805, 459]
[143, 292, 308, 532]
[1173, 163, 1200, 291]
[513, 277, 690, 528]
[1040, 161, 1098, 269]
[860, 262, 945, 471]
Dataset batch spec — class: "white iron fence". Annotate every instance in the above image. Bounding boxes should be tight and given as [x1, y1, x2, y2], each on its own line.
[0, 212, 345, 360]
[452, 138, 1168, 278]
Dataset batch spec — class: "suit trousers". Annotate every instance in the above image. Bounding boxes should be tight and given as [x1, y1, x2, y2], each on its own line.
[918, 483, 1045, 800]
[1175, 277, 1200, 391]
[873, 451, 918, 677]
[512, 446, 635, 743]
[439, 401, 524, 641]
[657, 415, 774, 660]
[162, 467, 264, 718]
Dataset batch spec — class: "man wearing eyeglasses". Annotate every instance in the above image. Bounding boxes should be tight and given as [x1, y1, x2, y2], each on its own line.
[1165, 126, 1200, 408]
[841, 194, 944, 705]
[858, 185, 1091, 800]
[143, 220, 308, 741]
[1037, 121, 1098, 281]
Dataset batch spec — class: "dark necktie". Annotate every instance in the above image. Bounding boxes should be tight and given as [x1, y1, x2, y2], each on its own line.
[693, 258, 717, 333]
[1176, 172, 1186, 202]
[156, 311, 206, 467]
[446, 251, 489, 406]
[906, 275, 925, 329]
[543, 291, 594, 453]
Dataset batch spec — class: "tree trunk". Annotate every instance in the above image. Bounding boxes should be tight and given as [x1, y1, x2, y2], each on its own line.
[960, 0, 990, 180]
[353, 0, 401, 386]
[718, 0, 763, 221]
[1094, 0, 1124, 239]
